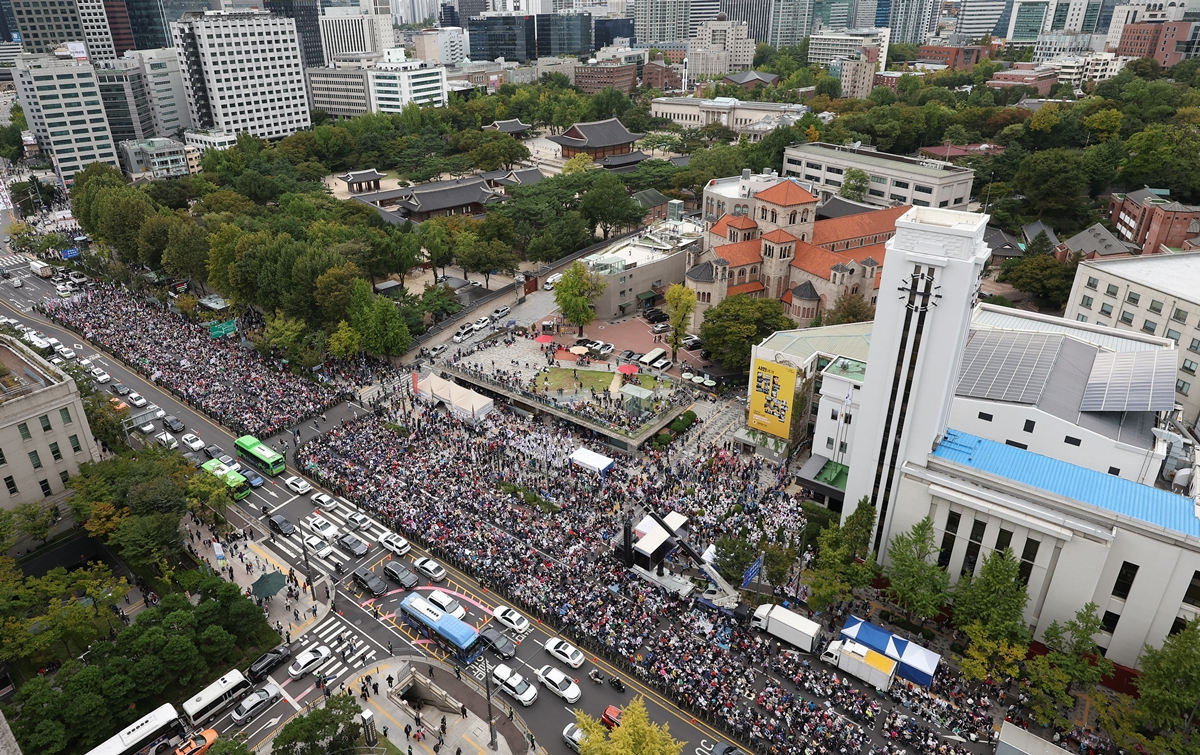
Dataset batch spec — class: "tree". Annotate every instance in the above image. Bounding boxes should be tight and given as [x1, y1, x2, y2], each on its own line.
[951, 548, 1030, 642]
[209, 740, 255, 755]
[360, 296, 412, 356]
[580, 172, 646, 239]
[562, 153, 596, 174]
[162, 221, 210, 284]
[960, 621, 1026, 683]
[663, 284, 696, 359]
[313, 262, 362, 326]
[699, 295, 796, 371]
[327, 320, 362, 359]
[14, 501, 56, 545]
[1024, 653, 1075, 726]
[272, 693, 364, 755]
[801, 508, 878, 612]
[1083, 108, 1124, 142]
[815, 77, 842, 99]
[418, 223, 454, 278]
[824, 291, 874, 324]
[999, 253, 1075, 306]
[0, 508, 16, 554]
[136, 214, 177, 270]
[388, 232, 424, 290]
[575, 695, 683, 755]
[553, 261, 607, 336]
[471, 133, 530, 171]
[884, 517, 949, 624]
[1042, 602, 1114, 694]
[97, 188, 157, 263]
[839, 168, 869, 201]
[713, 536, 758, 584]
[457, 236, 519, 289]
[1013, 149, 1086, 214]
[1024, 229, 1054, 257]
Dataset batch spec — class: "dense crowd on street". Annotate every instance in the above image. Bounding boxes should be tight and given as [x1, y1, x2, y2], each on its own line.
[294, 406, 1000, 755]
[42, 284, 346, 437]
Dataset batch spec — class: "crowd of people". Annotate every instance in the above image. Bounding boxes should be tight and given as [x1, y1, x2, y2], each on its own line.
[293, 402, 998, 755]
[43, 284, 347, 437]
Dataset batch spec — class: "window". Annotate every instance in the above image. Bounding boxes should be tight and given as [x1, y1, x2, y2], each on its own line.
[961, 519, 988, 577]
[38, 479, 51, 497]
[1065, 436, 1081, 446]
[1178, 379, 1190, 396]
[890, 194, 907, 202]
[1150, 300, 1164, 314]
[839, 441, 847, 453]
[1119, 311, 1135, 325]
[938, 511, 960, 568]
[831, 409, 839, 420]
[994, 528, 1013, 553]
[59, 406, 72, 425]
[1086, 276, 1098, 289]
[1185, 570, 1200, 607]
[826, 437, 834, 449]
[1108, 466, 1121, 475]
[0, 449, 4, 466]
[68, 435, 81, 453]
[1143, 319, 1158, 334]
[1006, 440, 1029, 450]
[1189, 339, 1200, 354]
[915, 185, 933, 194]
[1185, 360, 1198, 375]
[1112, 561, 1139, 600]
[1080, 295, 1093, 309]
[1174, 308, 1189, 323]
[1100, 303, 1113, 316]
[1018, 538, 1040, 583]
[17, 423, 30, 441]
[49, 442, 62, 462]
[3, 476, 15, 496]
[1106, 284, 1119, 297]
[1101, 610, 1120, 634]
[1171, 616, 1189, 635]
[1077, 314, 1089, 323]
[892, 180, 909, 188]
[978, 411, 993, 422]
[1023, 419, 1036, 433]
[1168, 329, 1182, 343]
[1126, 292, 1140, 305]
[28, 450, 42, 469]
[59, 470, 69, 485]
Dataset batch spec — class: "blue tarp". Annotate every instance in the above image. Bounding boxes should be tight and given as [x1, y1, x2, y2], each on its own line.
[840, 616, 940, 687]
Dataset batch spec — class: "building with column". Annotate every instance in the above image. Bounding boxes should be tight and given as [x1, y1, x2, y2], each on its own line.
[367, 47, 449, 110]
[14, 52, 119, 180]
[171, 10, 310, 141]
[265, 0, 325, 67]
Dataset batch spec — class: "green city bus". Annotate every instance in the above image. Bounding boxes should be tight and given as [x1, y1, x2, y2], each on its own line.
[201, 458, 251, 501]
[234, 435, 286, 476]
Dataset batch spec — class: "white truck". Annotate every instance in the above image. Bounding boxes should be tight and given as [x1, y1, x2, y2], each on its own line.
[751, 604, 823, 653]
[29, 260, 53, 278]
[820, 639, 896, 691]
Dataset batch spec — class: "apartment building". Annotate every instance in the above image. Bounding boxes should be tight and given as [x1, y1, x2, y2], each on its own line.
[14, 53, 119, 181]
[119, 137, 189, 178]
[688, 15, 755, 80]
[171, 10, 311, 141]
[782, 142, 974, 209]
[807, 26, 889, 67]
[635, 0, 690, 42]
[414, 26, 467, 65]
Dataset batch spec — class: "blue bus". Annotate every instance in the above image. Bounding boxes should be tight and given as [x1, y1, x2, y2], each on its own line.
[399, 593, 483, 664]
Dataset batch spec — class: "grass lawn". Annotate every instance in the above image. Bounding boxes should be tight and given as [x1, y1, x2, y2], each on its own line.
[633, 375, 658, 391]
[542, 367, 617, 393]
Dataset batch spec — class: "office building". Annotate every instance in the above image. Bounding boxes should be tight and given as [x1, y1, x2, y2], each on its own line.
[986, 60, 1059, 93]
[688, 14, 754, 79]
[320, 5, 397, 59]
[125, 48, 192, 137]
[367, 47, 448, 111]
[0, 336, 102, 509]
[536, 11, 592, 55]
[955, 0, 1007, 37]
[124, 0, 173, 49]
[414, 25, 467, 64]
[264, 0, 325, 67]
[584, 218, 706, 320]
[467, 14, 538, 60]
[10, 0, 93, 57]
[1106, 0, 1195, 50]
[14, 52, 119, 181]
[1006, 0, 1051, 41]
[807, 26, 888, 64]
[306, 51, 379, 117]
[635, 0, 690, 42]
[104, 0, 136, 55]
[768, 0, 813, 47]
[171, 10, 311, 141]
[651, 95, 806, 128]
[690, 0, 721, 34]
[887, 0, 937, 42]
[574, 59, 636, 91]
[828, 43, 878, 99]
[813, 0, 852, 30]
[78, 0, 119, 59]
[595, 16, 635, 45]
[459, 0, 487, 17]
[184, 127, 237, 150]
[1033, 30, 1097, 60]
[96, 56, 156, 143]
[438, 1, 459, 23]
[718, 0, 772, 41]
[782, 141, 974, 208]
[917, 44, 985, 68]
[119, 136, 189, 177]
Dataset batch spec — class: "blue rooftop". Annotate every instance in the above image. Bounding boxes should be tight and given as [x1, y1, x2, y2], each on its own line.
[932, 429, 1200, 538]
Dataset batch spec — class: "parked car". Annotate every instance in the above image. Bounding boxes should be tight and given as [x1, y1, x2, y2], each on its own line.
[618, 349, 635, 361]
[180, 433, 205, 451]
[247, 646, 292, 683]
[563, 724, 588, 754]
[379, 532, 411, 556]
[163, 415, 185, 433]
[543, 273, 562, 290]
[414, 557, 446, 582]
[309, 516, 337, 542]
[127, 392, 147, 407]
[339, 533, 370, 557]
[285, 476, 312, 494]
[652, 358, 673, 371]
[597, 343, 614, 356]
[491, 305, 511, 320]
[91, 369, 111, 384]
[428, 344, 447, 358]
[174, 729, 218, 755]
[682, 335, 703, 349]
[110, 382, 131, 396]
[203, 444, 224, 460]
[601, 705, 623, 729]
[651, 322, 672, 334]
[492, 663, 537, 706]
[304, 534, 333, 559]
[452, 324, 474, 343]
[345, 511, 371, 530]
[472, 316, 491, 332]
[311, 491, 334, 507]
[153, 431, 177, 450]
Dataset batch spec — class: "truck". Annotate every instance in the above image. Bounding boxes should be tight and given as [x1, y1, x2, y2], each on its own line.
[751, 603, 823, 653]
[820, 639, 896, 691]
[29, 260, 53, 278]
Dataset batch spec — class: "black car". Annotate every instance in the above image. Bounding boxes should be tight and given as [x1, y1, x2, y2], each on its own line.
[647, 311, 670, 324]
[352, 567, 387, 597]
[574, 338, 591, 347]
[203, 444, 224, 460]
[0, 270, 9, 279]
[339, 533, 370, 557]
[109, 383, 131, 396]
[618, 349, 635, 361]
[479, 625, 517, 659]
[247, 646, 292, 682]
[268, 515, 295, 536]
[383, 561, 420, 589]
[163, 415, 185, 433]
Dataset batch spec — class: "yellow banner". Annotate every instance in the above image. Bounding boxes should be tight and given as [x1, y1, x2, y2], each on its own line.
[748, 359, 797, 439]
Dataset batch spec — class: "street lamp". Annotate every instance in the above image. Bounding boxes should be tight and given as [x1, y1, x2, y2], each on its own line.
[300, 529, 315, 599]
[483, 661, 498, 750]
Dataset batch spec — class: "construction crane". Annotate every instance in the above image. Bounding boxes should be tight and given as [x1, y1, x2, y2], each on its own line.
[645, 510, 741, 608]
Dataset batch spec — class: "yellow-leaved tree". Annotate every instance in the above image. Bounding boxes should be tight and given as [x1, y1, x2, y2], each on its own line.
[576, 696, 685, 755]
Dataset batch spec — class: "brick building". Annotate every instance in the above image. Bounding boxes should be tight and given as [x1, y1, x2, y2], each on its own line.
[986, 62, 1058, 96]
[917, 44, 985, 70]
[574, 61, 638, 94]
[643, 54, 683, 89]
[1108, 187, 1200, 254]
[1116, 21, 1163, 59]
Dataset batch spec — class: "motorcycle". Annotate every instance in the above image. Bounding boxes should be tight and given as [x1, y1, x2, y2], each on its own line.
[609, 676, 625, 693]
[588, 669, 604, 684]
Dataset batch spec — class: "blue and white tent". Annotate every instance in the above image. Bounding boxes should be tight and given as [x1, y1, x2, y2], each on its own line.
[840, 616, 941, 687]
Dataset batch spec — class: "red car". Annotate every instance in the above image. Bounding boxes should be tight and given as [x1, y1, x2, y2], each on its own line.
[601, 705, 622, 730]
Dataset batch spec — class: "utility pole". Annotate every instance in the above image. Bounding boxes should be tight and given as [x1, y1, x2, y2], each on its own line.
[484, 661, 498, 750]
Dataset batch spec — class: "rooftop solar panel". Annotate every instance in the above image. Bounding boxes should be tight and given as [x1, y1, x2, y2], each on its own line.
[1081, 351, 1177, 412]
[956, 331, 1063, 405]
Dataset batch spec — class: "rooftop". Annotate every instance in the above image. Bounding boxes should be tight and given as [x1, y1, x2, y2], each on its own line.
[723, 70, 778, 85]
[756, 321, 874, 365]
[971, 302, 1170, 353]
[932, 429, 1200, 539]
[547, 118, 643, 149]
[652, 96, 806, 112]
[704, 169, 816, 202]
[788, 142, 974, 179]
[1081, 251, 1200, 305]
[585, 218, 705, 274]
[1062, 223, 1138, 257]
[823, 356, 867, 383]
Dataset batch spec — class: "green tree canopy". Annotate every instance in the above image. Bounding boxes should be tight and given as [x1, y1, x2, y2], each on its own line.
[699, 295, 796, 371]
[553, 261, 607, 336]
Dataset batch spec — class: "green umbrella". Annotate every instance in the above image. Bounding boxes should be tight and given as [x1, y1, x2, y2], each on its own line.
[251, 571, 287, 598]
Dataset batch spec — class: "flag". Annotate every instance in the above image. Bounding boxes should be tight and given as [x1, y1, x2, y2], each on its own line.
[741, 555, 763, 588]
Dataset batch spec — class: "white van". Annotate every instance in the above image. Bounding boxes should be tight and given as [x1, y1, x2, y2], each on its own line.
[639, 347, 666, 367]
[543, 273, 563, 291]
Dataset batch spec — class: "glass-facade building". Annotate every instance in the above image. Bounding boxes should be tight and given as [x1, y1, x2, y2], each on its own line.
[536, 12, 591, 56]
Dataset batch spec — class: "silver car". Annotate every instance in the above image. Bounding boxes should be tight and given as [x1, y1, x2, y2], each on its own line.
[230, 684, 281, 725]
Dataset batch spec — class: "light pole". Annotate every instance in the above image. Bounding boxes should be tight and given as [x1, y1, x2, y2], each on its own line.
[300, 530, 315, 599]
[484, 661, 498, 750]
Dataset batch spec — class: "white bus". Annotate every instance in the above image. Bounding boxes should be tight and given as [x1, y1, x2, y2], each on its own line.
[84, 703, 184, 755]
[639, 348, 666, 367]
[181, 669, 253, 727]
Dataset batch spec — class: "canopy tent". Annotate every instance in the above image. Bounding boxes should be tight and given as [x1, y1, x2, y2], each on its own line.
[700, 543, 717, 563]
[417, 374, 495, 421]
[621, 383, 654, 413]
[568, 447, 615, 475]
[840, 616, 941, 686]
[633, 512, 688, 557]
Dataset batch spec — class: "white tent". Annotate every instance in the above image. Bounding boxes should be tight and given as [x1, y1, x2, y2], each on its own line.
[417, 374, 495, 420]
[568, 447, 615, 474]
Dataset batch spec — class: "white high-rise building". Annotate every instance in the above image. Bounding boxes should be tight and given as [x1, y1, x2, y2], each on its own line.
[320, 0, 398, 59]
[636, 0, 692, 42]
[77, 0, 118, 61]
[887, 0, 937, 42]
[688, 15, 755, 77]
[768, 0, 814, 47]
[170, 10, 311, 141]
[807, 25, 889, 64]
[690, 0, 723, 35]
[367, 48, 449, 111]
[14, 53, 120, 180]
[719, 0, 774, 42]
[414, 26, 468, 64]
[956, 0, 1007, 38]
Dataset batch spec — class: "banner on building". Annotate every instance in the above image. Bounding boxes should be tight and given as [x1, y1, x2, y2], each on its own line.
[748, 359, 798, 439]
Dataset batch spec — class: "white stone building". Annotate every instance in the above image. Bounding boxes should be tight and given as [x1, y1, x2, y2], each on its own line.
[782, 142, 974, 209]
[413, 26, 468, 65]
[807, 26, 889, 66]
[688, 15, 755, 80]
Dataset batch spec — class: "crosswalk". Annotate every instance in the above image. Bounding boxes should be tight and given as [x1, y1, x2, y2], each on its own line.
[280, 613, 378, 701]
[0, 254, 31, 269]
[265, 498, 395, 574]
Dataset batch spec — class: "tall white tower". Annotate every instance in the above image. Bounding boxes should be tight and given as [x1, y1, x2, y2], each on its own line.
[842, 207, 991, 555]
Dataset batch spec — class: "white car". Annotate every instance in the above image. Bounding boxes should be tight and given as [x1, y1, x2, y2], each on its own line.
[472, 316, 490, 332]
[180, 433, 205, 452]
[492, 663, 538, 706]
[379, 532, 411, 556]
[452, 324, 473, 344]
[127, 392, 147, 408]
[491, 305, 510, 320]
[304, 534, 334, 559]
[285, 476, 312, 494]
[288, 645, 332, 679]
[414, 557, 446, 582]
[310, 491, 334, 507]
[55, 346, 75, 359]
[136, 421, 155, 434]
[492, 605, 530, 634]
[91, 369, 111, 384]
[78, 358, 92, 368]
[545, 638, 585, 668]
[153, 431, 177, 450]
[563, 724, 587, 754]
[309, 516, 337, 542]
[10, 278, 20, 288]
[427, 590, 467, 619]
[535, 665, 581, 703]
[345, 511, 371, 530]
